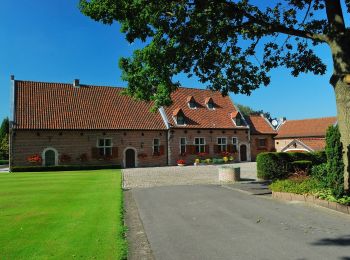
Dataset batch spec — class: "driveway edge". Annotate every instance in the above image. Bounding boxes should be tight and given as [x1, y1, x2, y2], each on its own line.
[124, 189, 155, 260]
[272, 191, 350, 215]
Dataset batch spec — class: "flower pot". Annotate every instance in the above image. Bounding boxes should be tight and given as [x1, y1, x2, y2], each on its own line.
[177, 164, 185, 166]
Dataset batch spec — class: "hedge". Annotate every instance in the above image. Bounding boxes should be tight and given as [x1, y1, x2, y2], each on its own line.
[11, 164, 121, 172]
[0, 160, 9, 165]
[257, 151, 326, 180]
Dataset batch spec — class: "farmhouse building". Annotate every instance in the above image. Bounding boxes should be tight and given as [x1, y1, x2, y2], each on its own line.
[275, 117, 337, 152]
[10, 78, 258, 168]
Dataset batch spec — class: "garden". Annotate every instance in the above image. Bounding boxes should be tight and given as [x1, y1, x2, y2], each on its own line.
[0, 169, 127, 259]
[257, 125, 350, 206]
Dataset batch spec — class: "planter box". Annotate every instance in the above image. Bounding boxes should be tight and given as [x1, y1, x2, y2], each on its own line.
[218, 166, 240, 183]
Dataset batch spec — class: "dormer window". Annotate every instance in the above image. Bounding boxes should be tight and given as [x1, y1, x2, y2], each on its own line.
[187, 96, 196, 109]
[205, 97, 215, 109]
[231, 111, 245, 126]
[173, 108, 186, 125]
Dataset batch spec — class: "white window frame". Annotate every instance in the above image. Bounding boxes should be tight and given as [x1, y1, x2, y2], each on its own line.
[217, 137, 227, 152]
[194, 137, 206, 153]
[179, 137, 187, 154]
[232, 137, 238, 151]
[153, 138, 160, 154]
[97, 138, 113, 156]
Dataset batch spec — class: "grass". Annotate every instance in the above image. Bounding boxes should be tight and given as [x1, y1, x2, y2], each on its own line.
[0, 170, 127, 259]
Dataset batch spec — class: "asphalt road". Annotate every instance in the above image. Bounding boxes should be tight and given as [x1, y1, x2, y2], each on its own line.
[132, 185, 350, 260]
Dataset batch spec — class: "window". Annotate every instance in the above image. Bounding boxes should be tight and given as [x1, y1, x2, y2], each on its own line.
[232, 137, 238, 152]
[180, 137, 186, 154]
[177, 114, 185, 125]
[153, 138, 160, 154]
[235, 114, 243, 126]
[258, 138, 267, 148]
[207, 100, 214, 109]
[217, 137, 227, 152]
[194, 137, 206, 153]
[189, 100, 196, 109]
[98, 138, 112, 156]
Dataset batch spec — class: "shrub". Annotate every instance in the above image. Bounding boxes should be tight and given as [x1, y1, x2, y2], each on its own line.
[0, 160, 9, 165]
[257, 151, 327, 180]
[291, 160, 313, 173]
[311, 163, 327, 185]
[269, 178, 323, 195]
[11, 164, 121, 172]
[257, 153, 289, 180]
[325, 125, 344, 198]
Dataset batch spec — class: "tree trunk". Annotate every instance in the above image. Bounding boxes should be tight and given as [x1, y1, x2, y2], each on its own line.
[334, 79, 350, 192]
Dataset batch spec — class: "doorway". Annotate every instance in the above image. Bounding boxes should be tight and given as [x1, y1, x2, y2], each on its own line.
[125, 148, 136, 168]
[240, 144, 247, 162]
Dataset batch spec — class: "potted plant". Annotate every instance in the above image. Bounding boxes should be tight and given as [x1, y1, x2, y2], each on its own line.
[194, 158, 200, 166]
[177, 159, 186, 166]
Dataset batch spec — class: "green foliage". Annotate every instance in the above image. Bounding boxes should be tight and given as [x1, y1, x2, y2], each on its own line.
[257, 153, 289, 180]
[269, 178, 323, 195]
[212, 158, 224, 164]
[325, 125, 345, 198]
[257, 152, 327, 180]
[236, 103, 274, 122]
[291, 160, 312, 172]
[79, 0, 329, 108]
[0, 117, 9, 140]
[11, 164, 121, 172]
[0, 134, 9, 160]
[311, 163, 328, 186]
[0, 160, 9, 165]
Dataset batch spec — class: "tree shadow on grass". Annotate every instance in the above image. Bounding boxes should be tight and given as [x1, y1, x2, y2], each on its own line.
[311, 235, 350, 246]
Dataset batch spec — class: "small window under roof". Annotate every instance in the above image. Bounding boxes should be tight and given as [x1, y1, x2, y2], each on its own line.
[187, 96, 196, 109]
[205, 97, 214, 109]
[173, 108, 186, 125]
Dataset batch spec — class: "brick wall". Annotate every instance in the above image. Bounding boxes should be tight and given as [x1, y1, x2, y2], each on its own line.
[250, 134, 276, 161]
[168, 128, 250, 165]
[12, 130, 168, 168]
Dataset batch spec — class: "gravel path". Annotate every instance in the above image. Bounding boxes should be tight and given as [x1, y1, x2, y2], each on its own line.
[123, 162, 257, 189]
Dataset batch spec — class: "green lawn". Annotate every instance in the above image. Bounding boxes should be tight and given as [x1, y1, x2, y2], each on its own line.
[0, 170, 127, 259]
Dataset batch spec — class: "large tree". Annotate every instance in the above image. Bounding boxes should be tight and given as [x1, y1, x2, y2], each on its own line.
[79, 0, 350, 191]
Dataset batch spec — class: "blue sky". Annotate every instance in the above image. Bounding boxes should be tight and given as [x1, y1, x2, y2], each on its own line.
[0, 0, 338, 122]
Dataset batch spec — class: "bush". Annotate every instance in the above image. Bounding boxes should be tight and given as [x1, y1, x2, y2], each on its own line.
[257, 153, 289, 180]
[291, 160, 313, 173]
[269, 178, 323, 195]
[311, 163, 327, 184]
[11, 164, 121, 172]
[325, 125, 344, 198]
[257, 151, 327, 180]
[0, 160, 9, 165]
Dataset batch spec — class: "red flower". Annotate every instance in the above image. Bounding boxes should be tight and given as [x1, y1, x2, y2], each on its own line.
[27, 154, 42, 163]
[177, 159, 186, 164]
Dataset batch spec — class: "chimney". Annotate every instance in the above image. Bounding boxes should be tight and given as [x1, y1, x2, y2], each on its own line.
[10, 75, 15, 81]
[73, 79, 80, 88]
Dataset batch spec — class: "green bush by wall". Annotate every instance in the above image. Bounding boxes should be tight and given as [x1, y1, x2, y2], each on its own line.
[257, 151, 326, 180]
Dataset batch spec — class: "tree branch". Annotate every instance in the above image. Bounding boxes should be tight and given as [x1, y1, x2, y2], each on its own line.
[325, 0, 346, 34]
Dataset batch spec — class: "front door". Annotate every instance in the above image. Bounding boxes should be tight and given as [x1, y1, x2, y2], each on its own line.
[125, 149, 136, 168]
[45, 150, 56, 166]
[240, 144, 247, 162]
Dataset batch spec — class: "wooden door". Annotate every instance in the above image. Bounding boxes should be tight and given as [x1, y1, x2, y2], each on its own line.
[125, 149, 136, 168]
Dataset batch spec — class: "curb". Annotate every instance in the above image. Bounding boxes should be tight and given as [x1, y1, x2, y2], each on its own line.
[272, 191, 350, 215]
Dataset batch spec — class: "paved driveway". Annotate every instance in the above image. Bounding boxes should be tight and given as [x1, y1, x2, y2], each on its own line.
[132, 185, 350, 260]
[123, 162, 257, 188]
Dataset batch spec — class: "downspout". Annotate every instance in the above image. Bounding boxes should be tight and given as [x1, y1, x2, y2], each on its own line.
[158, 107, 171, 165]
[9, 75, 16, 172]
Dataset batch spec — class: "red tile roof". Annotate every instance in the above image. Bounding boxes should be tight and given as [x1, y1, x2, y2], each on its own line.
[298, 138, 326, 151]
[276, 117, 337, 138]
[164, 87, 246, 129]
[245, 115, 277, 135]
[14, 80, 166, 130]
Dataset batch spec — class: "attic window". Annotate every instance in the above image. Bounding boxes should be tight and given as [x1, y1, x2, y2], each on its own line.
[205, 97, 214, 109]
[173, 108, 186, 125]
[231, 111, 244, 126]
[187, 96, 196, 109]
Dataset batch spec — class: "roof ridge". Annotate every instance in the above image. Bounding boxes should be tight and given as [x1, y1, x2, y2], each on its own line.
[285, 116, 337, 122]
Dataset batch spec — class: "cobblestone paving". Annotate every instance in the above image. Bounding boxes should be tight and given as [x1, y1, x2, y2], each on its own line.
[123, 162, 257, 189]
